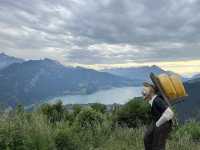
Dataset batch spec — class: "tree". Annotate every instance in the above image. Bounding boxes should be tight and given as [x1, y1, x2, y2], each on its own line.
[55, 128, 77, 150]
[72, 104, 82, 117]
[75, 108, 104, 129]
[40, 101, 66, 123]
[91, 103, 106, 113]
[114, 97, 151, 128]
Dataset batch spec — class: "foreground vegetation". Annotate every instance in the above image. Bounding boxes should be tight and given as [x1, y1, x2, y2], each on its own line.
[0, 98, 200, 150]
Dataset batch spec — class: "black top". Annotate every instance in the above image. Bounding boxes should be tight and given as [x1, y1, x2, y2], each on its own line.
[151, 96, 169, 122]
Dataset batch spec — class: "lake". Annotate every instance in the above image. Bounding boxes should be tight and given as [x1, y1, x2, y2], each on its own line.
[49, 86, 143, 105]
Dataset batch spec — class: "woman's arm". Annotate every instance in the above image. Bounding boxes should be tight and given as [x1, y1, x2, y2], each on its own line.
[156, 107, 174, 127]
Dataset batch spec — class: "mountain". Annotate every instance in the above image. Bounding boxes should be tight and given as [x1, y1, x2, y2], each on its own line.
[102, 65, 186, 85]
[0, 53, 24, 70]
[0, 59, 134, 107]
[102, 65, 166, 85]
[176, 77, 200, 122]
[190, 73, 200, 80]
[166, 71, 189, 82]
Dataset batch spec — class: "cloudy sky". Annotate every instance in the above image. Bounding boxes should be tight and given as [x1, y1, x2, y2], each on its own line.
[0, 0, 200, 76]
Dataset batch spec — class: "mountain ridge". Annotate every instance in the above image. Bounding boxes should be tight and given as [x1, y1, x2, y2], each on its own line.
[0, 58, 135, 107]
[0, 52, 24, 70]
[176, 77, 200, 122]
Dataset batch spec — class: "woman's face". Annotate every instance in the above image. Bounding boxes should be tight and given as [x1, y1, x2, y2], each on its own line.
[142, 86, 152, 101]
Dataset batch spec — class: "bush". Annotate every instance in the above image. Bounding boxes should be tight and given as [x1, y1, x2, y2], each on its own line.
[40, 101, 66, 123]
[114, 97, 151, 128]
[0, 117, 26, 150]
[55, 128, 77, 150]
[1, 100, 200, 150]
[72, 104, 82, 117]
[91, 103, 107, 113]
[173, 120, 200, 141]
[75, 108, 104, 129]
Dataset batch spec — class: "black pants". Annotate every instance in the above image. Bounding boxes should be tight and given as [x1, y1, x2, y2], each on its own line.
[144, 121, 172, 150]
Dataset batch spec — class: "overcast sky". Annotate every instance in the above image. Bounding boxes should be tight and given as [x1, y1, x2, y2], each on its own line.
[0, 0, 200, 76]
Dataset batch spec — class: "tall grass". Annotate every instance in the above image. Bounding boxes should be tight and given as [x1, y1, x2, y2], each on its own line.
[0, 103, 199, 150]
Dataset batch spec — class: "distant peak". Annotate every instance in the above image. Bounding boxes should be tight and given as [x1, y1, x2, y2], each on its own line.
[43, 58, 54, 62]
[42, 58, 60, 64]
[76, 66, 84, 69]
[151, 65, 159, 68]
[76, 66, 89, 70]
[0, 52, 24, 61]
[0, 52, 7, 57]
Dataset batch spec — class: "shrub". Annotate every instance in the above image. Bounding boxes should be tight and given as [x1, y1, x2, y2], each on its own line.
[0, 109, 27, 150]
[72, 104, 82, 117]
[114, 97, 151, 128]
[40, 101, 66, 123]
[75, 108, 104, 129]
[1, 99, 200, 150]
[24, 113, 56, 150]
[55, 128, 77, 150]
[173, 120, 200, 141]
[91, 103, 107, 113]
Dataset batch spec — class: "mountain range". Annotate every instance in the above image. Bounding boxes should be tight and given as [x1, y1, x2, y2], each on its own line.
[0, 53, 24, 70]
[190, 74, 200, 81]
[176, 78, 200, 122]
[102, 66, 188, 83]
[0, 57, 135, 107]
[0, 52, 199, 120]
[102, 65, 165, 81]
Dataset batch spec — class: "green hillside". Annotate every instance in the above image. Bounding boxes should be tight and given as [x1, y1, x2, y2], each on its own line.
[0, 98, 200, 150]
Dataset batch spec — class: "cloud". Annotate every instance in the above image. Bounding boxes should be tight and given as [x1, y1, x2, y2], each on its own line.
[0, 0, 200, 69]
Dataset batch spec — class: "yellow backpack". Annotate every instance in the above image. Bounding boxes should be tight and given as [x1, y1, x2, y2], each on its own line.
[150, 73, 187, 105]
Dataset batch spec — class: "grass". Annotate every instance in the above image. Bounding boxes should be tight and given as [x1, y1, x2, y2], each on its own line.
[0, 102, 199, 150]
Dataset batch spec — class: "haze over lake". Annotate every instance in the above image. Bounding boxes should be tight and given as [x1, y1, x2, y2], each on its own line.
[49, 86, 143, 105]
